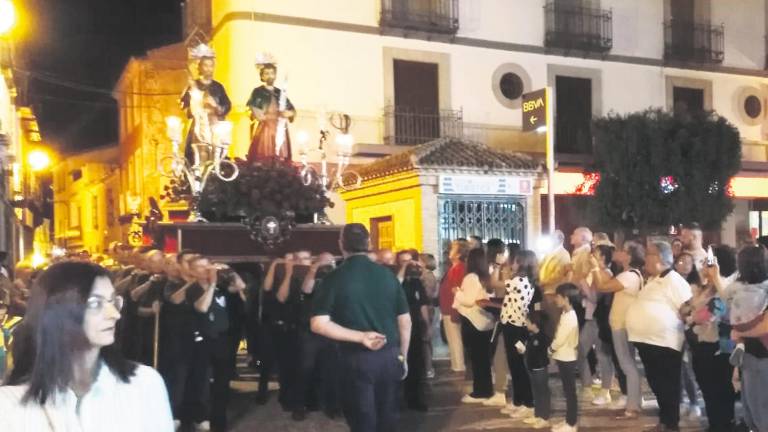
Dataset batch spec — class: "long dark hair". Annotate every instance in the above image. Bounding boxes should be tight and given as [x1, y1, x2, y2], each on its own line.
[466, 248, 490, 284]
[514, 250, 539, 284]
[737, 245, 768, 284]
[5, 261, 137, 404]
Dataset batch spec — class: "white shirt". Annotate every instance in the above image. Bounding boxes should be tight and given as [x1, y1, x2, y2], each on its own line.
[453, 273, 495, 331]
[609, 270, 642, 330]
[551, 309, 579, 362]
[0, 363, 174, 432]
[500, 276, 535, 327]
[626, 269, 692, 351]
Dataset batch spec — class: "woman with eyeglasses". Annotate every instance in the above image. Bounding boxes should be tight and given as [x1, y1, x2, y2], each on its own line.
[0, 261, 174, 431]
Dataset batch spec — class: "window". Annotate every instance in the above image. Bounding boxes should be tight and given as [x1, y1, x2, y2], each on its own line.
[555, 76, 593, 154]
[370, 216, 394, 250]
[390, 60, 441, 144]
[744, 95, 762, 119]
[673, 86, 704, 114]
[499, 73, 524, 101]
[92, 195, 99, 230]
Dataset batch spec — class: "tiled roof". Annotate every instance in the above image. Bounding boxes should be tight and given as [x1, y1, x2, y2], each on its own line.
[353, 137, 542, 182]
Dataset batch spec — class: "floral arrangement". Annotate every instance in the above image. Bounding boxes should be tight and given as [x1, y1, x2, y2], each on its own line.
[162, 157, 333, 224]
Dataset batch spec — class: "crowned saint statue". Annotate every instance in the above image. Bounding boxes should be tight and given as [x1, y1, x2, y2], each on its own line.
[180, 43, 232, 163]
[246, 54, 296, 162]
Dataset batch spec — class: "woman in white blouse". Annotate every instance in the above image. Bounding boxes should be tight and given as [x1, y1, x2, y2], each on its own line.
[0, 261, 174, 432]
[453, 248, 495, 403]
[499, 250, 538, 419]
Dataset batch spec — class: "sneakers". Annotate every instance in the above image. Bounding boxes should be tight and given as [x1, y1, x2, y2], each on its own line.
[482, 392, 507, 407]
[552, 421, 578, 432]
[500, 403, 521, 415]
[524, 417, 551, 429]
[688, 404, 701, 420]
[194, 421, 211, 432]
[610, 395, 628, 410]
[461, 394, 489, 404]
[581, 387, 594, 401]
[592, 389, 612, 406]
[510, 406, 534, 419]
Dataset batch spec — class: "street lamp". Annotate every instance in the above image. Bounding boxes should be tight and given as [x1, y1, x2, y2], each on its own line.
[27, 149, 51, 171]
[0, 0, 15, 35]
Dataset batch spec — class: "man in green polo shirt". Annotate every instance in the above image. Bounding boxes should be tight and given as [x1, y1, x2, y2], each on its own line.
[311, 223, 412, 432]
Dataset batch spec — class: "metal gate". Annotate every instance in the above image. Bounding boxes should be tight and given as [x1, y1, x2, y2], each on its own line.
[437, 195, 526, 255]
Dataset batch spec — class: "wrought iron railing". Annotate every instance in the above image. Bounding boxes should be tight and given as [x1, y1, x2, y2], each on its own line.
[664, 19, 724, 63]
[544, 2, 613, 52]
[380, 0, 459, 34]
[383, 106, 463, 145]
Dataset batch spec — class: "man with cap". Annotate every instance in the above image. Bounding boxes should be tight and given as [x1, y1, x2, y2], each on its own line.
[311, 223, 412, 432]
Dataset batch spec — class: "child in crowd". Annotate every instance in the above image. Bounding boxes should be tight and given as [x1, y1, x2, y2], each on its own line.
[550, 283, 581, 432]
[522, 310, 552, 429]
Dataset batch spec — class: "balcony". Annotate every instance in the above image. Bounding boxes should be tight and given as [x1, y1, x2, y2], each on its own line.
[383, 106, 463, 146]
[664, 20, 724, 64]
[380, 0, 459, 35]
[544, 2, 613, 53]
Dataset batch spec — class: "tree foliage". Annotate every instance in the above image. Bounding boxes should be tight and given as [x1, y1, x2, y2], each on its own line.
[590, 109, 741, 231]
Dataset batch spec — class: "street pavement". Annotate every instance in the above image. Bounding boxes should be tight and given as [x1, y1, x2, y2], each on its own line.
[226, 359, 713, 431]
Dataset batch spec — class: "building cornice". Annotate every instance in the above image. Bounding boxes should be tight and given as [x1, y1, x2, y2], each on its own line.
[212, 11, 768, 79]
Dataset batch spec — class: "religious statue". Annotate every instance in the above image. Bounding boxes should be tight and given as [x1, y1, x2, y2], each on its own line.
[246, 55, 296, 162]
[180, 43, 232, 163]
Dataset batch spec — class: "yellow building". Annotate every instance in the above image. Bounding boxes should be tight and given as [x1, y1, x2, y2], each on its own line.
[52, 146, 120, 254]
[113, 43, 189, 225]
[14, 107, 54, 262]
[342, 138, 542, 257]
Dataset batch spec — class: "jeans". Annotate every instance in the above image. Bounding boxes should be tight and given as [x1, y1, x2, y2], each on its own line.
[502, 324, 533, 407]
[339, 345, 401, 432]
[529, 368, 551, 420]
[741, 352, 768, 432]
[461, 316, 493, 398]
[556, 360, 578, 426]
[636, 343, 683, 429]
[612, 329, 642, 411]
[680, 343, 699, 407]
[578, 320, 614, 390]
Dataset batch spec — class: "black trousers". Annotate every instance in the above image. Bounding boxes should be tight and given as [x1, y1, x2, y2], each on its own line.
[207, 335, 233, 432]
[461, 316, 493, 398]
[690, 342, 735, 431]
[636, 343, 683, 429]
[295, 329, 325, 410]
[273, 324, 302, 410]
[339, 344, 401, 432]
[257, 322, 276, 399]
[502, 324, 533, 407]
[181, 335, 212, 424]
[404, 321, 426, 407]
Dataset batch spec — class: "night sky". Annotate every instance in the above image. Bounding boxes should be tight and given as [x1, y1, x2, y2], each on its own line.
[16, 0, 182, 152]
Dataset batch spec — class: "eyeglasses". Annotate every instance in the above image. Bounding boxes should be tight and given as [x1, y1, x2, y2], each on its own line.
[85, 295, 124, 312]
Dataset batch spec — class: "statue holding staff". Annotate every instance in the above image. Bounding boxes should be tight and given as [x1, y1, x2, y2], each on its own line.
[246, 54, 296, 162]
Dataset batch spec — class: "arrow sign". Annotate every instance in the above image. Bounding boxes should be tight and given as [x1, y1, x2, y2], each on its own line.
[522, 88, 547, 132]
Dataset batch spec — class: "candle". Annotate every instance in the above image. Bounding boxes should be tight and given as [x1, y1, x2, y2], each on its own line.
[165, 116, 183, 144]
[335, 133, 354, 155]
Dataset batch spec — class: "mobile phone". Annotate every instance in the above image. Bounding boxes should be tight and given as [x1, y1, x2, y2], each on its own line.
[706, 245, 715, 267]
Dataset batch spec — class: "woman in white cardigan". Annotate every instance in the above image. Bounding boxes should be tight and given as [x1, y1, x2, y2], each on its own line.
[0, 261, 173, 432]
[453, 248, 496, 403]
